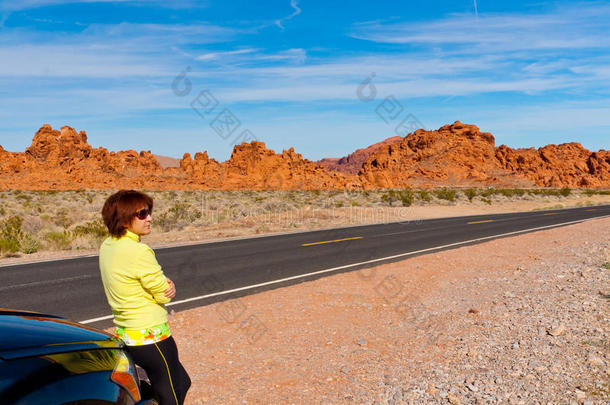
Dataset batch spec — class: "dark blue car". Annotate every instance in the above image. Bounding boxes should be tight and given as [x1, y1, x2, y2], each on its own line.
[0, 309, 154, 405]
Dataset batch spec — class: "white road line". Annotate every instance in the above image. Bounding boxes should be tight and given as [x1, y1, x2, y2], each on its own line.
[0, 275, 94, 292]
[79, 214, 610, 325]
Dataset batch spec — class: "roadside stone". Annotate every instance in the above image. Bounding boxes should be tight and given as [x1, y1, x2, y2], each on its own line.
[548, 324, 566, 336]
[447, 393, 461, 404]
[587, 354, 604, 367]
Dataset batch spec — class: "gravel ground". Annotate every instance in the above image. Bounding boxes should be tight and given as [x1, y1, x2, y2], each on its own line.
[131, 217, 608, 404]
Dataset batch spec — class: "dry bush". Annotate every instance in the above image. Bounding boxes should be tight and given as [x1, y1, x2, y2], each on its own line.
[43, 231, 74, 250]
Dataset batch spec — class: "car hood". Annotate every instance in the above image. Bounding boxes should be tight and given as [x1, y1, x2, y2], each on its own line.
[0, 310, 120, 360]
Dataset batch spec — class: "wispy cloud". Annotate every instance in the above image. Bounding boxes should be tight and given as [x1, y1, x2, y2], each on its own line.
[274, 0, 301, 29]
[0, 0, 204, 12]
[193, 48, 307, 68]
[0, 22, 238, 77]
[351, 3, 610, 52]
[196, 48, 258, 61]
[0, 0, 608, 155]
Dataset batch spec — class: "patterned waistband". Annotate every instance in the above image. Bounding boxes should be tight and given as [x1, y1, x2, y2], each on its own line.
[115, 322, 171, 346]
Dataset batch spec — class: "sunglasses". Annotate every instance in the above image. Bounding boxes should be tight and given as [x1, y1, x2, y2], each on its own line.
[134, 208, 152, 220]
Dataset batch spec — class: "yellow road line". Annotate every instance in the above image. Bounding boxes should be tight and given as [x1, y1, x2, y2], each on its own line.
[467, 220, 494, 224]
[543, 213, 558, 216]
[302, 236, 363, 247]
[586, 209, 596, 211]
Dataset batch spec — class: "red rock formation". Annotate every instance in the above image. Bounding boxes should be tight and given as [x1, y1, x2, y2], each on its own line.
[0, 125, 357, 190]
[318, 136, 402, 174]
[359, 122, 530, 188]
[0, 125, 165, 190]
[0, 123, 608, 190]
[217, 142, 356, 190]
[495, 143, 610, 187]
[359, 121, 609, 189]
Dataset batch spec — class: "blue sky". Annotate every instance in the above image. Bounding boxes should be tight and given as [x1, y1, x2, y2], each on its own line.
[0, 0, 608, 161]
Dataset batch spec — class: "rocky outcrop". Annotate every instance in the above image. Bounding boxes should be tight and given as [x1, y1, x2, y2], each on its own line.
[0, 125, 357, 190]
[359, 122, 532, 188]
[0, 123, 608, 190]
[318, 136, 402, 174]
[219, 142, 357, 190]
[1, 125, 165, 190]
[359, 121, 609, 188]
[495, 143, 610, 187]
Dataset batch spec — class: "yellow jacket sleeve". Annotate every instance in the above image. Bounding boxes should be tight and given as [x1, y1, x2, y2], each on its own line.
[135, 247, 171, 304]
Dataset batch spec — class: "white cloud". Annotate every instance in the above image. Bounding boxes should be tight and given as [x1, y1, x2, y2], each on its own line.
[350, 3, 610, 52]
[196, 48, 258, 61]
[0, 22, 238, 78]
[0, 0, 204, 12]
[274, 0, 301, 29]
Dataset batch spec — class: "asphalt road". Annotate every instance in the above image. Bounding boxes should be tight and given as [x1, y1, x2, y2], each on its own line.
[1, 205, 609, 329]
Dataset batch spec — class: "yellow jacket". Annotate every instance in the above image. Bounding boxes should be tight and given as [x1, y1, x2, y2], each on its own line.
[99, 230, 170, 329]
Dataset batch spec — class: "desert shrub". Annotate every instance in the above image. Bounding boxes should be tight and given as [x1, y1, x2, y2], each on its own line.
[163, 191, 177, 200]
[0, 215, 40, 254]
[1, 216, 24, 242]
[0, 206, 5, 216]
[533, 188, 568, 197]
[154, 202, 201, 232]
[155, 212, 176, 233]
[380, 191, 394, 206]
[0, 238, 19, 255]
[15, 191, 33, 202]
[52, 209, 73, 228]
[497, 189, 526, 198]
[417, 190, 432, 202]
[169, 202, 201, 221]
[397, 189, 414, 206]
[479, 188, 495, 198]
[463, 188, 477, 202]
[19, 233, 41, 254]
[73, 219, 108, 240]
[381, 189, 414, 207]
[44, 231, 73, 250]
[434, 188, 457, 202]
[481, 197, 492, 205]
[41, 190, 59, 196]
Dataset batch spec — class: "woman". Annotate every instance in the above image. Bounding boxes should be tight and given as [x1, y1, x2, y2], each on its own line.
[99, 190, 191, 405]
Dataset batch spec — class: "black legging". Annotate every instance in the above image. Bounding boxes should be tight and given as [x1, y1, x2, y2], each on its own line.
[127, 336, 191, 405]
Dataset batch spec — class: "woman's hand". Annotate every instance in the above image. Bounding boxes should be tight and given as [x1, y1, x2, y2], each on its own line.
[164, 278, 176, 299]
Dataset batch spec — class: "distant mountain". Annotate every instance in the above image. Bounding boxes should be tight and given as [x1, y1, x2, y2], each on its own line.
[153, 154, 180, 169]
[318, 136, 402, 174]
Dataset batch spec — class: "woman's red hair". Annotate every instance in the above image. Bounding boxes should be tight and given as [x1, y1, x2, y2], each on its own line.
[102, 190, 153, 238]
